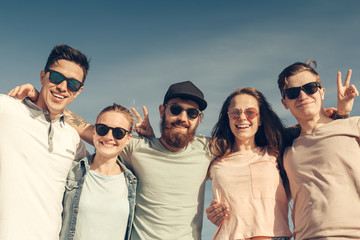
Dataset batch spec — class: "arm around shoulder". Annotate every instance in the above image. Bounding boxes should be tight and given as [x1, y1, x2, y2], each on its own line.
[64, 109, 95, 145]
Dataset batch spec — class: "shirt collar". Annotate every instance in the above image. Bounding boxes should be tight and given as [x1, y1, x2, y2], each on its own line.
[22, 97, 65, 124]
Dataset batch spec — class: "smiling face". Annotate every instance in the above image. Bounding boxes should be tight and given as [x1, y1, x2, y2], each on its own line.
[36, 59, 84, 120]
[159, 98, 202, 150]
[93, 111, 132, 159]
[281, 70, 325, 122]
[228, 94, 260, 148]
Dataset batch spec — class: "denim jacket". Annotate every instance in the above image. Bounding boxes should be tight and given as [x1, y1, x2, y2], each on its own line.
[59, 154, 137, 240]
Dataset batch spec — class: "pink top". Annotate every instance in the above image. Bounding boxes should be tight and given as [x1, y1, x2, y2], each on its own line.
[210, 147, 291, 240]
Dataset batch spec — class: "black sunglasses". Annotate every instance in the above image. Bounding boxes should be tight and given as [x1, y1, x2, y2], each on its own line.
[282, 82, 321, 99]
[165, 104, 202, 120]
[46, 69, 83, 92]
[95, 123, 129, 140]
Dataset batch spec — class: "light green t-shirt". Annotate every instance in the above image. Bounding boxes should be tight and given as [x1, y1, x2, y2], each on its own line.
[74, 170, 129, 240]
[119, 135, 212, 240]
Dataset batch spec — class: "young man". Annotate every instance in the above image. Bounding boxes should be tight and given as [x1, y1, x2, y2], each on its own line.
[65, 81, 212, 239]
[0, 44, 89, 240]
[278, 61, 360, 239]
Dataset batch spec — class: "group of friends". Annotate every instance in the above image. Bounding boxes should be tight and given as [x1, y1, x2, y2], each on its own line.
[1, 44, 359, 240]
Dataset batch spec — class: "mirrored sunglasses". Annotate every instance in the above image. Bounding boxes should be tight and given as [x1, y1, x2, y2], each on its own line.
[165, 104, 202, 120]
[227, 107, 259, 120]
[95, 123, 129, 140]
[282, 82, 321, 99]
[47, 69, 83, 92]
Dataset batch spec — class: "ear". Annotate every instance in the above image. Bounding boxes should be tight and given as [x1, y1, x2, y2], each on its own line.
[159, 104, 165, 118]
[40, 70, 46, 86]
[281, 98, 289, 109]
[123, 133, 132, 147]
[74, 86, 84, 98]
[199, 113, 203, 122]
[127, 133, 132, 142]
[319, 87, 325, 100]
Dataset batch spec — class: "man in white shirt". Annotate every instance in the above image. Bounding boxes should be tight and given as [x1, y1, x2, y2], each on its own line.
[0, 44, 89, 240]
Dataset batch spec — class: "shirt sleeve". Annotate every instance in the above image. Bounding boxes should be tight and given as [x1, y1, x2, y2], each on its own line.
[75, 139, 87, 160]
[0, 94, 6, 114]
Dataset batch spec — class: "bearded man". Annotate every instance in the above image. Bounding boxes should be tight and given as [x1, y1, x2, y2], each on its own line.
[62, 81, 211, 240]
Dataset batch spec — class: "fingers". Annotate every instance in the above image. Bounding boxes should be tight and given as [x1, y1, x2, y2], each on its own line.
[344, 69, 352, 87]
[205, 200, 228, 226]
[337, 71, 342, 92]
[131, 107, 143, 123]
[7, 86, 19, 96]
[7, 86, 26, 99]
[324, 107, 337, 119]
[345, 84, 359, 98]
[142, 106, 149, 120]
[338, 69, 352, 89]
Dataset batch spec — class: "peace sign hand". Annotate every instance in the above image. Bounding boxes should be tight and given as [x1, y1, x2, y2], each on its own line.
[132, 106, 155, 138]
[337, 69, 359, 115]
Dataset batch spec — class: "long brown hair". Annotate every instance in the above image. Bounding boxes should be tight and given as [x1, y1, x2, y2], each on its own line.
[209, 88, 285, 160]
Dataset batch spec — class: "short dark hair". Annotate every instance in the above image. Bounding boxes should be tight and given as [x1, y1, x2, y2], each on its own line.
[44, 44, 90, 82]
[277, 60, 321, 98]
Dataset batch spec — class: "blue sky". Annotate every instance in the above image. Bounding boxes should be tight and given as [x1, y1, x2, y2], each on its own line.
[1, 1, 360, 238]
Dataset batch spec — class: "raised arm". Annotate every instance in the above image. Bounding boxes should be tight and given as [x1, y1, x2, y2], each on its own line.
[337, 69, 359, 116]
[64, 109, 94, 145]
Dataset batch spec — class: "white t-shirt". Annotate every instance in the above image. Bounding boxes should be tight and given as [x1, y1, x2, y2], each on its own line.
[0, 95, 86, 240]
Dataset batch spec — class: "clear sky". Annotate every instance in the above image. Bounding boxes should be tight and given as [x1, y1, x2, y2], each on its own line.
[1, 1, 360, 238]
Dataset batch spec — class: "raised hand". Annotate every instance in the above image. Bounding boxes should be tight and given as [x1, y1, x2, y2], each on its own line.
[132, 106, 155, 138]
[7, 83, 39, 102]
[337, 69, 359, 115]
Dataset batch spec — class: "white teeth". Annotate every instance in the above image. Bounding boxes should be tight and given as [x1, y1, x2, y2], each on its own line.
[53, 93, 64, 99]
[102, 143, 113, 147]
[237, 124, 250, 128]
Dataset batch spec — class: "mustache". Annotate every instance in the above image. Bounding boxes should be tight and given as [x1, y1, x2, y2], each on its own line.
[163, 120, 190, 129]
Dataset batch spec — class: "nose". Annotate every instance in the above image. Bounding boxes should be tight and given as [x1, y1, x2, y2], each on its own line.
[238, 111, 247, 120]
[56, 80, 67, 92]
[297, 89, 308, 99]
[178, 110, 188, 121]
[104, 129, 114, 139]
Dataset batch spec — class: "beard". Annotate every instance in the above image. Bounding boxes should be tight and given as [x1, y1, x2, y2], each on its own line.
[160, 116, 197, 149]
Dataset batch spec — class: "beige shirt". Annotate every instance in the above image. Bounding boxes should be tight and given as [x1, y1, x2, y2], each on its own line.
[210, 147, 291, 240]
[120, 135, 212, 240]
[284, 117, 360, 240]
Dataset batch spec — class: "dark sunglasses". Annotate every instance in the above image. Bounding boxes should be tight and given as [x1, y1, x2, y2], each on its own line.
[165, 104, 202, 120]
[95, 123, 129, 140]
[282, 82, 321, 99]
[46, 69, 83, 92]
[227, 107, 259, 120]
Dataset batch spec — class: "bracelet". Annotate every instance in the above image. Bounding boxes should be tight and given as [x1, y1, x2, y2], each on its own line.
[336, 114, 350, 119]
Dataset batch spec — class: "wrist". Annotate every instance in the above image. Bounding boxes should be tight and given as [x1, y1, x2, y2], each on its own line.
[336, 113, 350, 119]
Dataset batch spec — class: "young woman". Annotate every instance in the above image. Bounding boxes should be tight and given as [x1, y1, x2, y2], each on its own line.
[207, 88, 291, 240]
[60, 103, 137, 240]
